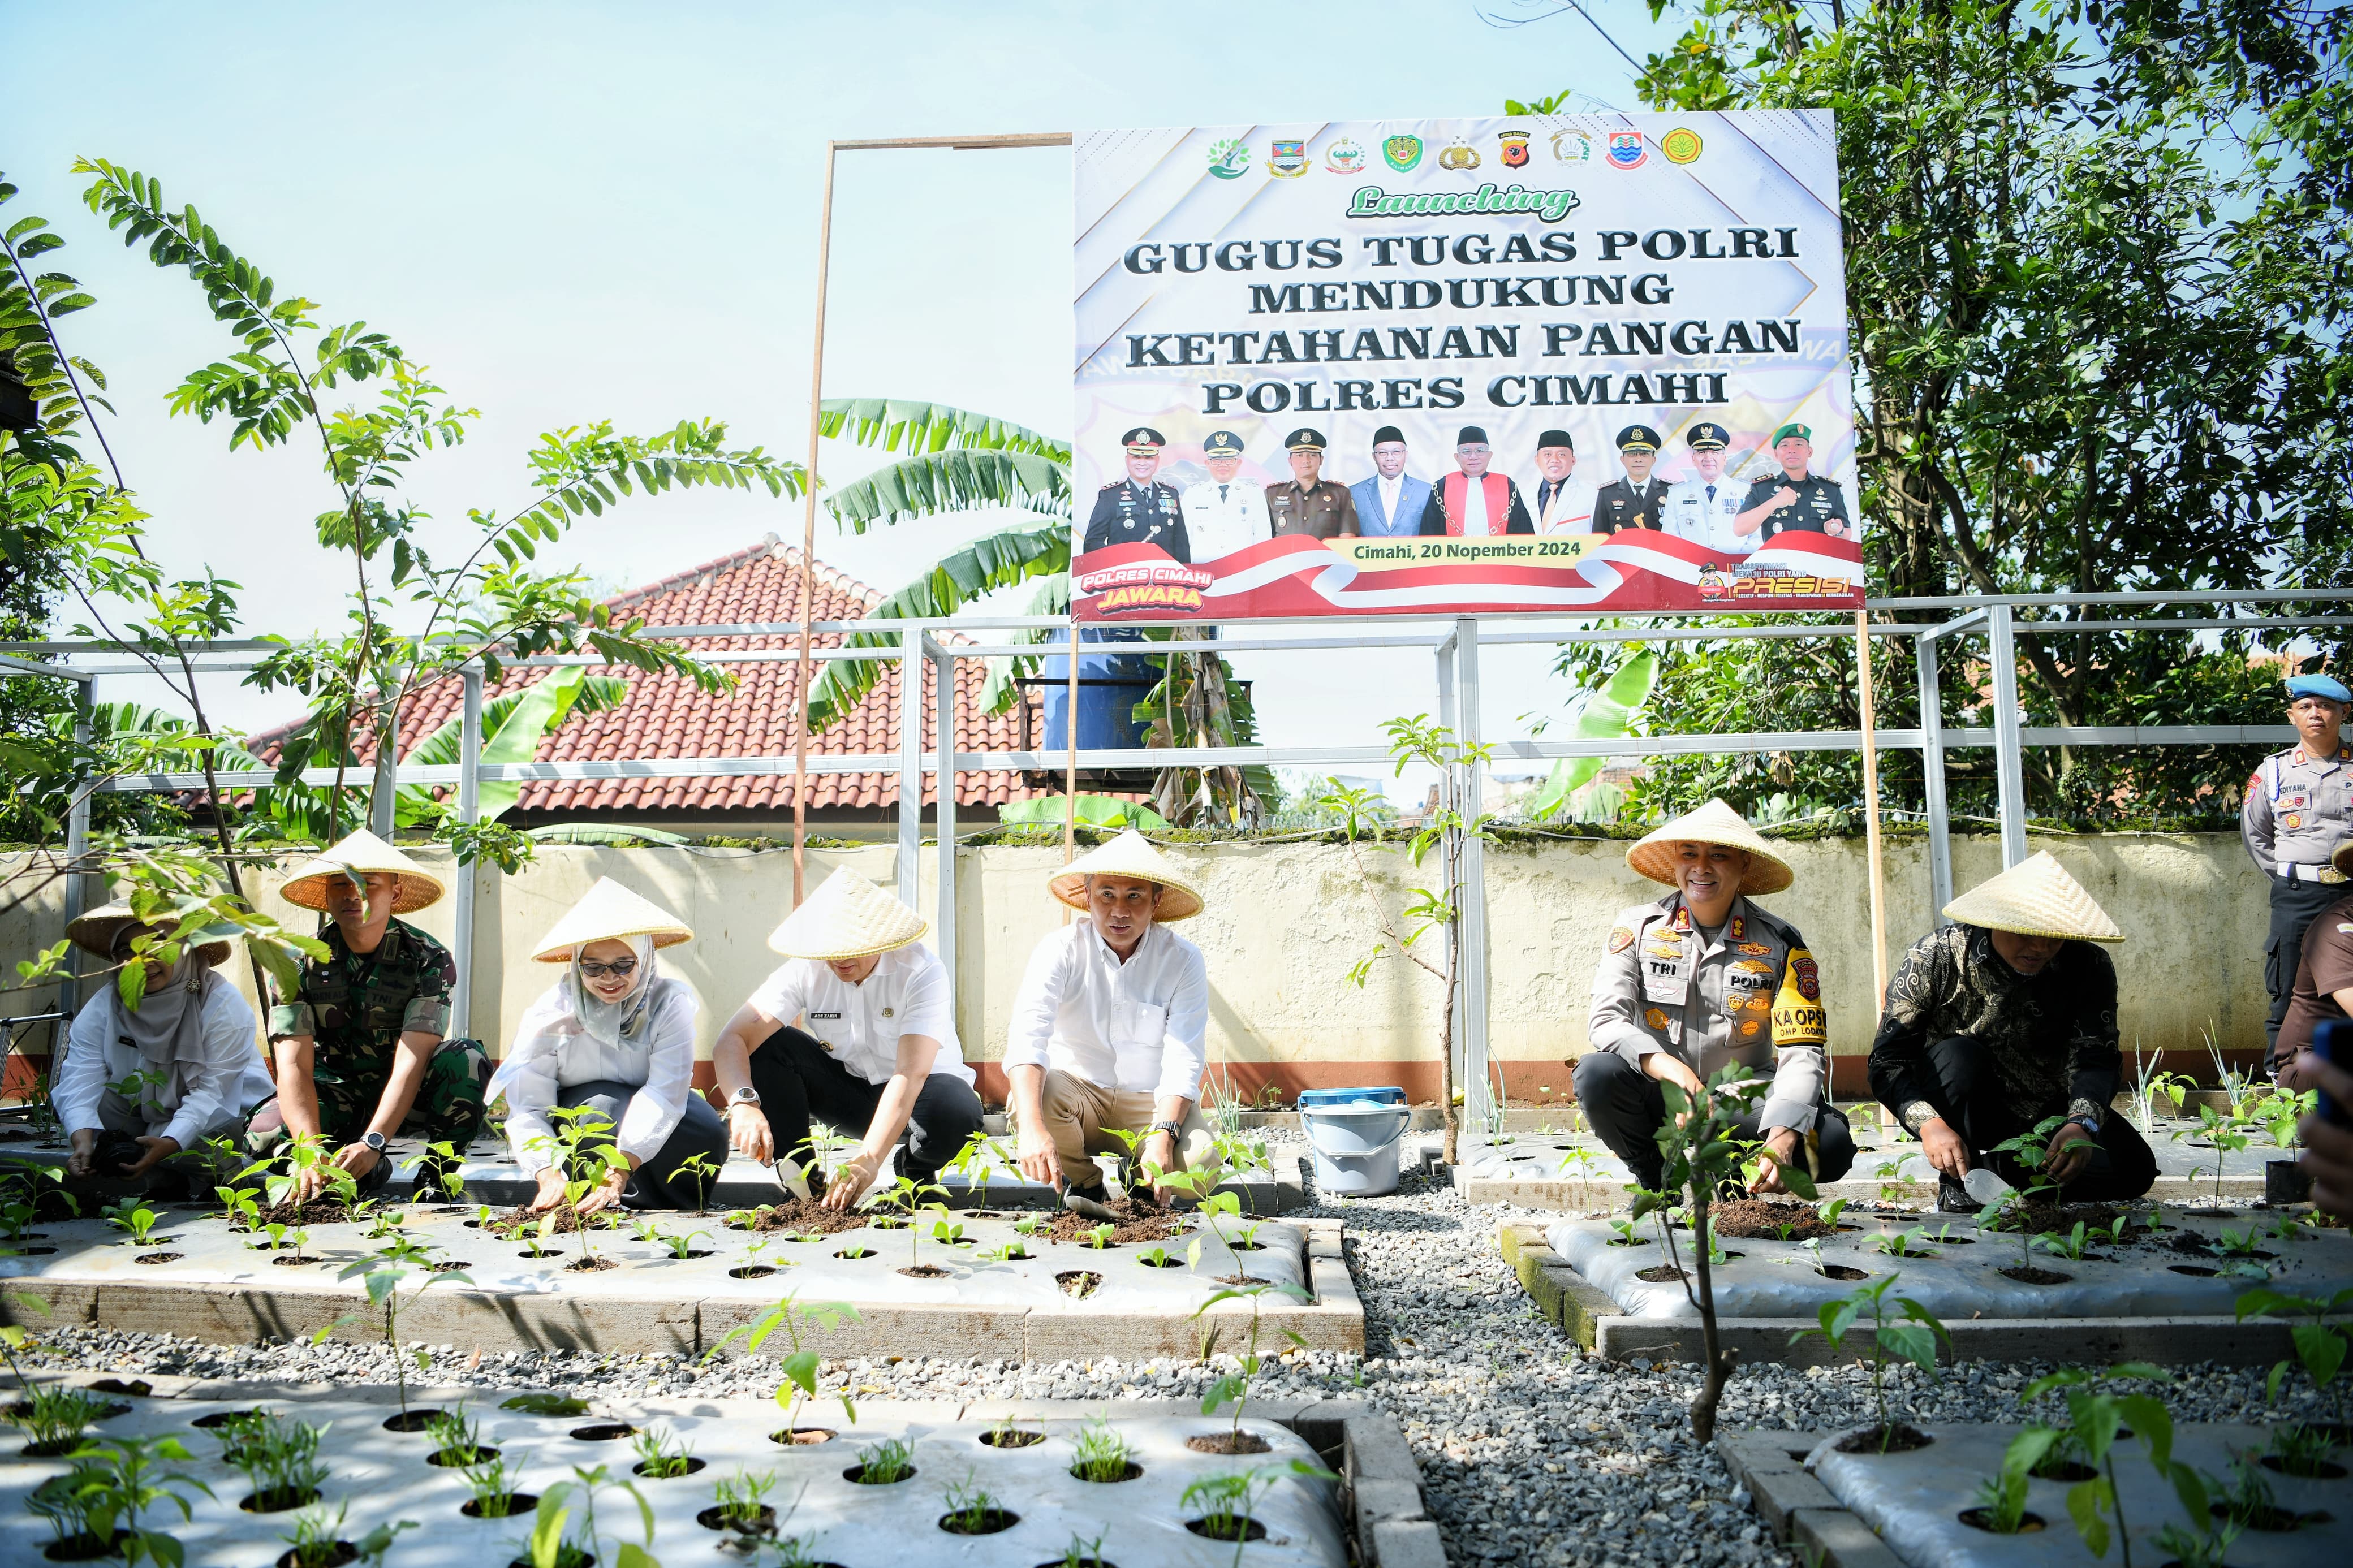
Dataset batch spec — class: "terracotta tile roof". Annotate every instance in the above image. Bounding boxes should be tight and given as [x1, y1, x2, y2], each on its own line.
[243, 535, 1050, 816]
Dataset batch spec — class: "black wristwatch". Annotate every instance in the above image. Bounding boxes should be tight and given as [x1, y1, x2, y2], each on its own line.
[360, 1130, 387, 1154]
[1149, 1120, 1184, 1139]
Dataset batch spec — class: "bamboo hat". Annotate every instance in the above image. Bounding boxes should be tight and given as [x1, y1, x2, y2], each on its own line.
[66, 902, 234, 969]
[766, 868, 928, 961]
[1624, 798, 1795, 897]
[1942, 851, 2122, 943]
[1048, 829, 1204, 921]
[277, 829, 446, 914]
[532, 877, 694, 962]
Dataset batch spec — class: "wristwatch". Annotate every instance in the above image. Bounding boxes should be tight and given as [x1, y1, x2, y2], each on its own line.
[729, 1088, 761, 1107]
[1149, 1120, 1184, 1139]
[360, 1130, 387, 1154]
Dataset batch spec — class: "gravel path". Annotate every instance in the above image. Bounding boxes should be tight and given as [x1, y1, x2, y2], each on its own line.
[12, 1137, 2344, 1567]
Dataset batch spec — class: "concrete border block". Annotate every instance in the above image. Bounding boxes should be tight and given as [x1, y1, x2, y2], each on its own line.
[1499, 1221, 1622, 1347]
[1792, 1506, 1907, 1568]
[1717, 1429, 1841, 1541]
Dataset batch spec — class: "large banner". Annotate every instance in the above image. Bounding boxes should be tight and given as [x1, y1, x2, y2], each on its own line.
[1072, 112, 1858, 622]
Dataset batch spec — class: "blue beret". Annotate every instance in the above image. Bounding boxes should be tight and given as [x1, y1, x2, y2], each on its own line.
[2288, 673, 2352, 703]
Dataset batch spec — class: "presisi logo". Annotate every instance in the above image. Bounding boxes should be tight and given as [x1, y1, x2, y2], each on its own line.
[1346, 183, 1580, 222]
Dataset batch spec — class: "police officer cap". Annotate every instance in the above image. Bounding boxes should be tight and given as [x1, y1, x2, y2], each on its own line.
[1455, 425, 1490, 447]
[1284, 428, 1327, 452]
[1686, 421, 1730, 450]
[1770, 421, 1812, 447]
[1121, 427, 1167, 452]
[1535, 429, 1574, 451]
[1202, 431, 1245, 457]
[1615, 425, 1660, 452]
[1371, 425, 1406, 447]
[2287, 673, 2352, 705]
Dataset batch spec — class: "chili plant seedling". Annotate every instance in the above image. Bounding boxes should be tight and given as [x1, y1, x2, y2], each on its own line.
[661, 1229, 712, 1260]
[37, 1433, 213, 1567]
[529, 1462, 657, 1568]
[871, 1176, 948, 1269]
[214, 1409, 329, 1510]
[335, 1234, 472, 1418]
[1081, 1221, 1117, 1250]
[1193, 1278, 1311, 1446]
[710, 1291, 861, 1438]
[101, 1198, 162, 1247]
[2173, 1104, 2253, 1207]
[1180, 1461, 1334, 1566]
[1787, 1273, 1949, 1453]
[531, 1103, 630, 1266]
[2033, 1223, 2097, 1263]
[977, 1240, 1031, 1263]
[2236, 1285, 2353, 1429]
[1872, 1227, 1937, 1259]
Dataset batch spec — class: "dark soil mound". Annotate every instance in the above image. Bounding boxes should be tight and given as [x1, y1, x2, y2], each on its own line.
[723, 1199, 870, 1236]
[1040, 1198, 1188, 1245]
[1711, 1198, 1830, 1240]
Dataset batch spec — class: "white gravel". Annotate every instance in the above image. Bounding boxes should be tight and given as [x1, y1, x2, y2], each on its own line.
[11, 1135, 2344, 1567]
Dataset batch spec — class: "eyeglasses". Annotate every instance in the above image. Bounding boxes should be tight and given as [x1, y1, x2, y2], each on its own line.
[578, 958, 639, 980]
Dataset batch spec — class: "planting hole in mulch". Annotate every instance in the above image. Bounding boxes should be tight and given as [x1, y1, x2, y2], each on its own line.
[87, 1380, 149, 1398]
[270, 1254, 321, 1267]
[1071, 1461, 1143, 1482]
[10, 1400, 130, 1430]
[132, 1251, 180, 1265]
[2032, 1457, 2098, 1482]
[1958, 1508, 2045, 1533]
[44, 1530, 128, 1562]
[252, 1198, 356, 1229]
[516, 1246, 558, 1259]
[1999, 1265, 2073, 1285]
[898, 1264, 950, 1279]
[565, 1256, 618, 1273]
[1032, 1559, 1116, 1568]
[662, 1250, 714, 1260]
[729, 1264, 777, 1280]
[1186, 1431, 1273, 1455]
[1058, 1269, 1102, 1299]
[570, 1422, 635, 1441]
[240, 1486, 322, 1513]
[507, 1557, 592, 1568]
[1229, 1239, 1265, 1251]
[833, 1246, 874, 1260]
[979, 1427, 1046, 1449]
[1817, 1265, 1872, 1282]
[769, 1427, 836, 1446]
[2264, 1455, 2348, 1479]
[845, 1462, 920, 1484]
[632, 1456, 706, 1479]
[699, 1504, 776, 1533]
[1185, 1517, 1268, 1543]
[275, 1544, 358, 1568]
[724, 1199, 869, 1235]
[10, 1246, 56, 1256]
[430, 1259, 470, 1272]
[1635, 1264, 1686, 1282]
[1835, 1423, 1933, 1454]
[1038, 1198, 1186, 1246]
[426, 1445, 497, 1468]
[461, 1494, 538, 1519]
[1137, 1252, 1186, 1268]
[1711, 1198, 1831, 1240]
[2171, 1264, 2220, 1277]
[938, 1507, 1021, 1536]
[193, 1407, 266, 1429]
[1983, 1199, 2126, 1236]
[2215, 1501, 2334, 1531]
[381, 1409, 442, 1433]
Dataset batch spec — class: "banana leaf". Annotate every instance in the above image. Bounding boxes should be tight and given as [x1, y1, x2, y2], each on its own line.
[394, 667, 627, 824]
[1528, 650, 1658, 821]
[824, 449, 1070, 533]
[818, 398, 1068, 461]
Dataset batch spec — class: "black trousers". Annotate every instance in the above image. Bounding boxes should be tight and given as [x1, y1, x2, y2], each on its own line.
[749, 1026, 985, 1185]
[553, 1078, 730, 1210]
[1882, 1034, 2158, 1201]
[1571, 1051, 1856, 1193]
[2267, 876, 2345, 1057]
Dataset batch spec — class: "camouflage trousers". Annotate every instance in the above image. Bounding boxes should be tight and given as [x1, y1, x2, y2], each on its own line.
[244, 1037, 492, 1191]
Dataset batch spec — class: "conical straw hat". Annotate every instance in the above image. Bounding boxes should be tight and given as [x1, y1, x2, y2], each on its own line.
[1048, 829, 1204, 922]
[1624, 798, 1795, 897]
[277, 828, 447, 914]
[1942, 851, 2122, 943]
[66, 902, 234, 969]
[766, 867, 928, 961]
[532, 877, 695, 962]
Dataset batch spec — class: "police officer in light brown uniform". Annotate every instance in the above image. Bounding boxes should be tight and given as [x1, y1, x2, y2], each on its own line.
[1264, 427, 1359, 540]
[1574, 799, 1855, 1194]
[2242, 672, 2353, 1065]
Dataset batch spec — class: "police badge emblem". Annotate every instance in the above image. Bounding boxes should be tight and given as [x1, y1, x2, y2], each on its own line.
[1206, 137, 1249, 180]
[1498, 129, 1531, 167]
[1438, 136, 1481, 171]
[1325, 137, 1366, 174]
[1605, 131, 1647, 169]
[1268, 139, 1310, 178]
[1383, 133, 1423, 171]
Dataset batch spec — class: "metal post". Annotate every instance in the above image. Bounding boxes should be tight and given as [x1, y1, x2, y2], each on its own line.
[898, 623, 924, 909]
[453, 667, 482, 1042]
[931, 640, 958, 1018]
[1432, 629, 1465, 1116]
[1454, 618, 1492, 1127]
[60, 676, 94, 1018]
[1989, 604, 2029, 868]
[1916, 630, 1954, 921]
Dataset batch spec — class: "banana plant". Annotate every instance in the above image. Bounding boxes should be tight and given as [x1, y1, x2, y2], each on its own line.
[393, 664, 628, 826]
[1527, 650, 1657, 822]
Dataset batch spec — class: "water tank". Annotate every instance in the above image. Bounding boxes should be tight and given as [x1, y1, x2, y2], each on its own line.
[1040, 627, 1157, 751]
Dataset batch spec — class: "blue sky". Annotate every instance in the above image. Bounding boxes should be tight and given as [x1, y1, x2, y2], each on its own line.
[4, 0, 1687, 781]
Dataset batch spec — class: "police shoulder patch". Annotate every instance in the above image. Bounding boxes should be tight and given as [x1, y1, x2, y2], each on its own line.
[1608, 926, 1635, 954]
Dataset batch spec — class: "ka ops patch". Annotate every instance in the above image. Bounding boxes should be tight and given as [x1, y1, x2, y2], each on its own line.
[1771, 947, 1828, 1047]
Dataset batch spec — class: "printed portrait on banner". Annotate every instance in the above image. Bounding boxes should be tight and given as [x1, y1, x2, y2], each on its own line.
[1071, 112, 1859, 621]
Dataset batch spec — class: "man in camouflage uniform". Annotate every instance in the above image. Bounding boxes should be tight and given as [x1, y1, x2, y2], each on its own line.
[247, 830, 489, 1198]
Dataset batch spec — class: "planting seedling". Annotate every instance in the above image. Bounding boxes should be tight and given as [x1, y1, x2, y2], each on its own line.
[530, 1462, 657, 1568]
[1788, 1274, 1949, 1453]
[870, 1176, 947, 1271]
[459, 1445, 533, 1518]
[213, 1409, 329, 1512]
[631, 1421, 698, 1479]
[425, 1404, 490, 1466]
[337, 1234, 472, 1419]
[101, 1197, 163, 1247]
[32, 1433, 213, 1567]
[1136, 1244, 1182, 1268]
[711, 1292, 860, 1441]
[710, 1467, 777, 1535]
[660, 1229, 712, 1260]
[938, 1475, 1015, 1535]
[852, 1435, 915, 1484]
[528, 1103, 632, 1267]
[2033, 1222, 2099, 1264]
[2173, 1103, 2253, 1207]
[1194, 1278, 1310, 1452]
[2237, 1285, 2353, 1429]
[1080, 1221, 1117, 1250]
[1872, 1226, 1937, 1259]
[1070, 1420, 1137, 1482]
[671, 1149, 723, 1211]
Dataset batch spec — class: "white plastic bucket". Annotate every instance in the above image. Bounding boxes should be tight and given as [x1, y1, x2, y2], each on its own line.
[1299, 1100, 1411, 1195]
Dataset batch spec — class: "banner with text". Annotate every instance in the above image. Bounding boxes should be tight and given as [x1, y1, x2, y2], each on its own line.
[1072, 112, 1857, 621]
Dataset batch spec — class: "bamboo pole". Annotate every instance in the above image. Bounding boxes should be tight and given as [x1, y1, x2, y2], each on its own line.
[1855, 607, 1889, 1005]
[1063, 615, 1080, 924]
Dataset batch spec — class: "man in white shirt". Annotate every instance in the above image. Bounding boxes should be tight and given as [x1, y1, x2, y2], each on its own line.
[1529, 429, 1598, 534]
[1662, 421, 1757, 555]
[1178, 430, 1273, 561]
[1005, 830, 1221, 1206]
[712, 868, 982, 1208]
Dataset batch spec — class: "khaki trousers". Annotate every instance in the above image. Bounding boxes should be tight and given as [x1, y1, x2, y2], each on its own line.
[1023, 1070, 1222, 1194]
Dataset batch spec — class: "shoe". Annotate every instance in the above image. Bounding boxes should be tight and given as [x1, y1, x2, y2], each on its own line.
[1937, 1174, 1982, 1215]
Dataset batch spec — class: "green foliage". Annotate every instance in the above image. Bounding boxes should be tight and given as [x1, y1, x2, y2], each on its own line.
[631, 1422, 696, 1480]
[1525, 650, 1657, 822]
[334, 1232, 469, 1415]
[29, 1433, 213, 1567]
[2238, 1284, 2353, 1424]
[1789, 1273, 1948, 1449]
[997, 793, 1170, 831]
[854, 1436, 915, 1485]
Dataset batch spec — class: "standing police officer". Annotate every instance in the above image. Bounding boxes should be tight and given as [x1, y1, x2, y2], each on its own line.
[1735, 421, 1853, 541]
[1082, 427, 1190, 560]
[1593, 425, 1671, 534]
[2243, 672, 2353, 1066]
[1178, 430, 1272, 561]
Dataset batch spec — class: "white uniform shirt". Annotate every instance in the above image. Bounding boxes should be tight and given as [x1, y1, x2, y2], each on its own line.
[745, 941, 975, 1089]
[497, 978, 699, 1174]
[1003, 920, 1209, 1103]
[1534, 476, 1599, 534]
[57, 980, 273, 1151]
[1665, 476, 1757, 555]
[1178, 479, 1273, 562]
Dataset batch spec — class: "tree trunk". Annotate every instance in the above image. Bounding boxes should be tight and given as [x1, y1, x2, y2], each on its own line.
[1686, 1184, 1737, 1442]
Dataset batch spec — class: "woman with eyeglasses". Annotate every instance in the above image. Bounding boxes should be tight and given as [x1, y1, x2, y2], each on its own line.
[490, 878, 728, 1213]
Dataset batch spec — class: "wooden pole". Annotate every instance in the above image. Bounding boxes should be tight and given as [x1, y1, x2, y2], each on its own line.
[791, 141, 839, 908]
[1855, 608, 1889, 1006]
[1062, 615, 1081, 922]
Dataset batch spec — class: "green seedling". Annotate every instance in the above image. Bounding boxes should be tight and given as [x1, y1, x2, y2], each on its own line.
[709, 1291, 860, 1439]
[1873, 1227, 1936, 1259]
[2173, 1104, 2252, 1207]
[1137, 1245, 1178, 1268]
[628, 1215, 663, 1244]
[530, 1461, 657, 1568]
[2266, 1421, 2342, 1478]
[712, 1466, 776, 1534]
[29, 1433, 213, 1567]
[0, 1314, 117, 1455]
[1012, 1213, 1045, 1236]
[2033, 1223, 2097, 1263]
[661, 1230, 712, 1260]
[1179, 1461, 1335, 1566]
[977, 1241, 1031, 1263]
[2249, 1088, 2316, 1153]
[870, 1176, 948, 1269]
[1554, 1142, 1605, 1211]
[404, 1139, 468, 1204]
[213, 1409, 329, 1509]
[1873, 1156, 1910, 1204]
[278, 1498, 369, 1568]
[671, 1149, 723, 1211]
[102, 1198, 163, 1248]
[854, 1436, 915, 1484]
[940, 1475, 1005, 1534]
[1194, 1278, 1312, 1446]
[336, 1234, 472, 1417]
[2210, 1225, 2269, 1259]
[926, 1210, 966, 1250]
[1070, 1420, 1134, 1482]
[460, 1445, 532, 1518]
[1788, 1274, 1949, 1453]
[1795, 1236, 1830, 1276]
[425, 1405, 486, 1465]
[1970, 1459, 2033, 1534]
[528, 1103, 631, 1266]
[1081, 1222, 1116, 1250]
[502, 1392, 592, 1417]
[1057, 1535, 1111, 1568]
[1606, 1218, 1645, 1247]
[2237, 1285, 2353, 1429]
[1818, 1197, 1850, 1228]
[2016, 1364, 2212, 1565]
[631, 1420, 696, 1479]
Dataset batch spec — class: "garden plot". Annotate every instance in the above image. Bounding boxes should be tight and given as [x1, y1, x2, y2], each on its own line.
[0, 1203, 1361, 1363]
[1503, 1204, 2353, 1364]
[0, 1384, 1371, 1568]
[1722, 1423, 2350, 1568]
[1454, 1110, 2291, 1210]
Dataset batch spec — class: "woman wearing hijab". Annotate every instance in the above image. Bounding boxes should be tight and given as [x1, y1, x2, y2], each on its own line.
[491, 878, 728, 1212]
[54, 902, 275, 1195]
